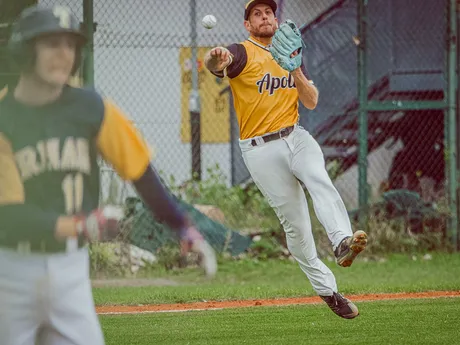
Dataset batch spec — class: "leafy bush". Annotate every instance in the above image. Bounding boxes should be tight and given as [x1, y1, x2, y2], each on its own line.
[88, 243, 130, 278]
[165, 164, 281, 233]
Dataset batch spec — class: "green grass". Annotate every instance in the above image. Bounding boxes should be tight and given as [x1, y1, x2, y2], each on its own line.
[92, 253, 460, 306]
[100, 298, 460, 345]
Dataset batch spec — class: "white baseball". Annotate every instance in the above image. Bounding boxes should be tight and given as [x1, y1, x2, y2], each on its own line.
[202, 14, 217, 29]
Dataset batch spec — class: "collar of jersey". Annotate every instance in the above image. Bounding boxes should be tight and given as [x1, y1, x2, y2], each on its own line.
[2, 85, 72, 111]
[247, 36, 271, 52]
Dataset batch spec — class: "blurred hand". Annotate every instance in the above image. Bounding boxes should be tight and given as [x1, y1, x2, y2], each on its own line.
[179, 225, 217, 277]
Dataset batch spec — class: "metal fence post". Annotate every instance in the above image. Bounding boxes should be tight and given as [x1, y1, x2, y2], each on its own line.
[456, 0, 460, 251]
[189, 0, 202, 181]
[357, 0, 369, 229]
[447, 0, 458, 250]
[82, 0, 94, 87]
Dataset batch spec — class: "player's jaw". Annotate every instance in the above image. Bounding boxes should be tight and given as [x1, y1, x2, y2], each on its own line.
[33, 33, 77, 87]
[253, 22, 276, 38]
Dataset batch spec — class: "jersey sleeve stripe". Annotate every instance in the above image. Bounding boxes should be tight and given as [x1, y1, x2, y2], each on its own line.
[226, 43, 248, 79]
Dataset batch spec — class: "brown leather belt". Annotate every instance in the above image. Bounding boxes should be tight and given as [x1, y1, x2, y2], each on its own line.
[251, 125, 295, 146]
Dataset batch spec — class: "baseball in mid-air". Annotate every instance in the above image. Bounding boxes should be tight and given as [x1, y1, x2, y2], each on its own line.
[202, 14, 217, 29]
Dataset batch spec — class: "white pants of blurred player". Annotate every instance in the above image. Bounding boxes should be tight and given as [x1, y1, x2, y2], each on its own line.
[239, 124, 353, 296]
[0, 247, 105, 345]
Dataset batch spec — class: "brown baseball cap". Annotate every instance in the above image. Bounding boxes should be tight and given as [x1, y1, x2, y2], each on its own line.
[244, 0, 277, 20]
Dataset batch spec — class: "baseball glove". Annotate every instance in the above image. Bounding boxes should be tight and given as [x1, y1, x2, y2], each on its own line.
[269, 20, 304, 72]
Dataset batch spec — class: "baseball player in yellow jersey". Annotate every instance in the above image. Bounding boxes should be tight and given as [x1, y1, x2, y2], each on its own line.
[0, 5, 216, 344]
[204, 0, 368, 319]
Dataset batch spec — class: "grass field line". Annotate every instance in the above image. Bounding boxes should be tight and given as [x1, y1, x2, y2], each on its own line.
[96, 290, 460, 315]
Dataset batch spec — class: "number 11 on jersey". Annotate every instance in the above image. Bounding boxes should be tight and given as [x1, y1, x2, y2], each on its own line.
[62, 173, 84, 215]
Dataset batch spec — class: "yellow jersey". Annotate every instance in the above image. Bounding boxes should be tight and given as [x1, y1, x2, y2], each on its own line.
[214, 36, 310, 140]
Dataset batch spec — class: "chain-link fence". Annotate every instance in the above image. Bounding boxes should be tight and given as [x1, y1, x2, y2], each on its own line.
[298, 0, 456, 245]
[304, 0, 448, 208]
[0, 0, 458, 249]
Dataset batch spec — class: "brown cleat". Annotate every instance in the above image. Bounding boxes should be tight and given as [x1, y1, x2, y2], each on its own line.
[334, 230, 368, 267]
[320, 292, 359, 319]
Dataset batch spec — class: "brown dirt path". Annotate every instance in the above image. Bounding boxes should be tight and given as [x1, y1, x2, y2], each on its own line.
[97, 290, 460, 315]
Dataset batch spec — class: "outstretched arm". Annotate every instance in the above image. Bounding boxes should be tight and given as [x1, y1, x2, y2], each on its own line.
[96, 100, 217, 275]
[0, 102, 197, 240]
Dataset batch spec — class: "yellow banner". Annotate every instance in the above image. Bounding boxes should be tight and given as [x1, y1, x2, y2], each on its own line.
[180, 47, 230, 143]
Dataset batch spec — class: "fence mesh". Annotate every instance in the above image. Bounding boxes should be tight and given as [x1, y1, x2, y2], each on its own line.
[0, 0, 455, 257]
[301, 0, 449, 216]
[365, 0, 446, 205]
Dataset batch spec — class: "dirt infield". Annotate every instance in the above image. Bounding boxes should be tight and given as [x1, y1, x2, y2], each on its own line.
[97, 290, 460, 315]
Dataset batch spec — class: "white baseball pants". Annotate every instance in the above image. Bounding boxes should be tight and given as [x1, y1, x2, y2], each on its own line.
[0, 247, 105, 345]
[239, 125, 353, 296]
